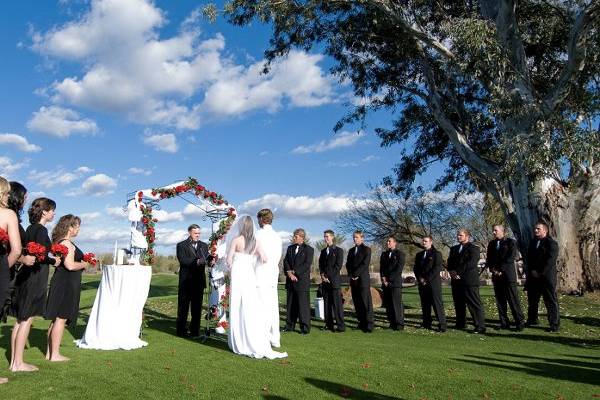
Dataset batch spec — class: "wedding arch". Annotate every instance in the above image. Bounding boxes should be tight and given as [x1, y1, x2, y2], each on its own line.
[128, 177, 237, 265]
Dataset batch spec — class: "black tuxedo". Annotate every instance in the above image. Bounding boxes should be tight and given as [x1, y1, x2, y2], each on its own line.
[486, 238, 524, 328]
[447, 242, 485, 331]
[346, 244, 374, 331]
[380, 249, 405, 329]
[319, 246, 345, 331]
[413, 247, 446, 330]
[283, 243, 314, 332]
[526, 236, 560, 330]
[176, 238, 209, 336]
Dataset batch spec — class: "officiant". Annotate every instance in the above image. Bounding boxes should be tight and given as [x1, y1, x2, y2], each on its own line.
[176, 224, 210, 338]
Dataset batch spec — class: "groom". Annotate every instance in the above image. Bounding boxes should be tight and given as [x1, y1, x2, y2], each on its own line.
[255, 209, 283, 348]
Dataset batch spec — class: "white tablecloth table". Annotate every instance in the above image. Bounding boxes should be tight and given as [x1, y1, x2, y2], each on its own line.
[76, 265, 152, 350]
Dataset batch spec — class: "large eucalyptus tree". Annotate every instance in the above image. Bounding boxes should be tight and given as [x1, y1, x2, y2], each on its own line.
[208, 1, 600, 292]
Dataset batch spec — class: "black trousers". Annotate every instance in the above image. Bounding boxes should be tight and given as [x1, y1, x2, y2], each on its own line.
[323, 284, 345, 330]
[418, 281, 446, 329]
[451, 284, 485, 330]
[383, 285, 404, 329]
[493, 279, 524, 327]
[176, 272, 204, 336]
[351, 284, 374, 331]
[527, 278, 560, 329]
[286, 289, 311, 332]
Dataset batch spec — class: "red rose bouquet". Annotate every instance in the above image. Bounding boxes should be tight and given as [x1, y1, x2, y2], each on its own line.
[83, 252, 97, 266]
[26, 242, 46, 262]
[51, 243, 69, 258]
[0, 228, 8, 245]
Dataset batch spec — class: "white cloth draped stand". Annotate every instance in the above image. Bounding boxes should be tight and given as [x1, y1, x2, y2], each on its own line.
[75, 265, 152, 350]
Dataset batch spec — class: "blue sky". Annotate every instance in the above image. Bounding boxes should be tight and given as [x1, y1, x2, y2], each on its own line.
[0, 0, 430, 254]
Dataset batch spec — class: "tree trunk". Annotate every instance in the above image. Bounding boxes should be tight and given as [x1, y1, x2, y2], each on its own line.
[496, 170, 600, 293]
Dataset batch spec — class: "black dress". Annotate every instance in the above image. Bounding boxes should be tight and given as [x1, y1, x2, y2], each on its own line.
[1, 223, 25, 321]
[45, 240, 84, 325]
[12, 223, 53, 321]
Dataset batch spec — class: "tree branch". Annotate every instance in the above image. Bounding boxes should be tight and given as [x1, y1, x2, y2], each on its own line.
[542, 2, 600, 114]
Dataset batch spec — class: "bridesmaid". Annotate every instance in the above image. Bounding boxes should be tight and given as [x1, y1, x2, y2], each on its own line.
[11, 197, 58, 372]
[0, 177, 23, 384]
[45, 215, 89, 361]
[6, 182, 36, 366]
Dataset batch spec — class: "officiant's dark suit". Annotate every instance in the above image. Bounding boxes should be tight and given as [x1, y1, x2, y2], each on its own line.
[346, 236, 374, 332]
[319, 231, 345, 332]
[283, 230, 314, 334]
[380, 239, 406, 330]
[447, 230, 486, 333]
[525, 222, 560, 332]
[486, 229, 524, 330]
[176, 225, 209, 337]
[413, 238, 447, 331]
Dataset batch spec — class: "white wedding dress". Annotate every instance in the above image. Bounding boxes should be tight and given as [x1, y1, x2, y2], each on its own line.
[228, 251, 288, 359]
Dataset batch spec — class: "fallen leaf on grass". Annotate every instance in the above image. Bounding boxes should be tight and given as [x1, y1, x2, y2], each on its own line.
[164, 366, 171, 370]
[279, 360, 290, 365]
[448, 368, 456, 374]
[362, 362, 371, 368]
[482, 393, 490, 400]
[262, 385, 269, 392]
[592, 394, 600, 398]
[106, 361, 113, 368]
[189, 384, 197, 393]
[409, 383, 416, 390]
[362, 383, 369, 389]
[555, 394, 565, 400]
[340, 387, 352, 398]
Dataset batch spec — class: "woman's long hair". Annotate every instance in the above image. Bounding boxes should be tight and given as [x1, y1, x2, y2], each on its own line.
[0, 177, 10, 208]
[52, 214, 81, 243]
[8, 181, 27, 223]
[239, 215, 256, 253]
[28, 197, 56, 224]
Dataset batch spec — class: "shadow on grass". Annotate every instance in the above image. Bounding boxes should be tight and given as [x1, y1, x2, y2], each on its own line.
[80, 280, 100, 291]
[454, 352, 600, 386]
[562, 315, 600, 327]
[304, 378, 402, 399]
[483, 331, 600, 349]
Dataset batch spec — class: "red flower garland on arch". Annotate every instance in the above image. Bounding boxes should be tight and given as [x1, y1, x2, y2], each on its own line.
[138, 177, 236, 265]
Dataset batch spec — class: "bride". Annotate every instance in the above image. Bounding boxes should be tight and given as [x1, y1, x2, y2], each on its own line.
[226, 215, 287, 359]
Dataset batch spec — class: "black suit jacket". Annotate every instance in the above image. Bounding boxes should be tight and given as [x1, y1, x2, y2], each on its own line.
[319, 246, 344, 289]
[283, 243, 314, 291]
[413, 246, 442, 284]
[346, 244, 372, 287]
[447, 242, 480, 286]
[380, 249, 405, 288]
[176, 238, 209, 287]
[526, 236, 559, 285]
[486, 238, 518, 282]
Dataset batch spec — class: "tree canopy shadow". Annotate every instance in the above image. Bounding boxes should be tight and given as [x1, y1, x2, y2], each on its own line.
[304, 377, 403, 399]
[453, 352, 599, 386]
[482, 331, 600, 349]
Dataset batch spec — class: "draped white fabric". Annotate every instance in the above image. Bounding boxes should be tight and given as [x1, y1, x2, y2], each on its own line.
[75, 265, 152, 350]
[228, 252, 287, 359]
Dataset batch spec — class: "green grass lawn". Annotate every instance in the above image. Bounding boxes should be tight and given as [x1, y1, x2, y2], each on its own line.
[1, 274, 599, 399]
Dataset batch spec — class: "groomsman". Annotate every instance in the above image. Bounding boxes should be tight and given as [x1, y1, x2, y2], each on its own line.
[319, 230, 345, 332]
[283, 228, 314, 334]
[346, 231, 374, 332]
[380, 236, 405, 330]
[413, 236, 447, 332]
[176, 224, 210, 337]
[526, 221, 560, 332]
[486, 225, 524, 331]
[447, 229, 486, 333]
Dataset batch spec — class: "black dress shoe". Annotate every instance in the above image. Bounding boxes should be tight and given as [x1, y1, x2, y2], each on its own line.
[494, 325, 509, 331]
[546, 327, 560, 333]
[472, 328, 487, 334]
[335, 328, 346, 333]
[515, 324, 524, 332]
[320, 326, 333, 332]
[300, 330, 310, 335]
[281, 327, 294, 333]
[438, 326, 447, 333]
[177, 332, 190, 338]
[454, 325, 466, 331]
[525, 320, 539, 327]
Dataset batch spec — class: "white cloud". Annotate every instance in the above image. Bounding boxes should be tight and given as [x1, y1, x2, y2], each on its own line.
[291, 131, 365, 154]
[0, 133, 41, 152]
[31, 0, 335, 129]
[28, 191, 46, 199]
[327, 161, 359, 168]
[66, 173, 117, 196]
[0, 157, 28, 179]
[362, 155, 380, 162]
[80, 211, 101, 220]
[143, 133, 177, 153]
[27, 106, 98, 138]
[128, 167, 152, 176]
[239, 193, 362, 219]
[28, 165, 93, 188]
[155, 227, 188, 245]
[152, 209, 183, 222]
[106, 206, 126, 219]
[259, 151, 269, 157]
